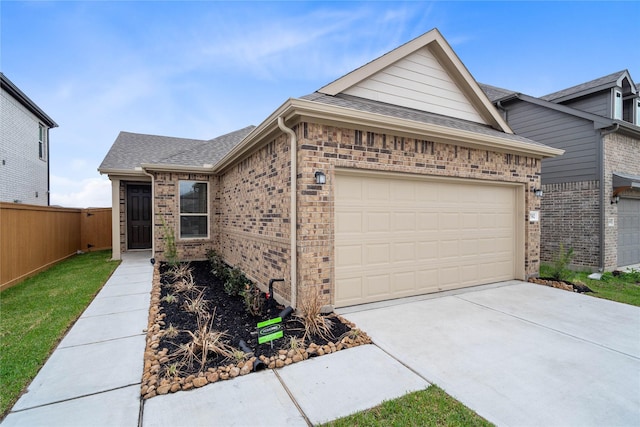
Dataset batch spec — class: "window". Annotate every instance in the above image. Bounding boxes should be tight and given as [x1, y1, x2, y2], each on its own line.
[613, 90, 623, 120]
[179, 181, 208, 239]
[636, 99, 640, 125]
[38, 124, 46, 160]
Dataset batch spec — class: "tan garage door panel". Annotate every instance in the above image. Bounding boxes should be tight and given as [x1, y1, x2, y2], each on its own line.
[335, 172, 516, 307]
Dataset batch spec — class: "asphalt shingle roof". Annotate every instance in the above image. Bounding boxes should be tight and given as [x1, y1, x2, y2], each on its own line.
[301, 92, 547, 147]
[540, 70, 628, 101]
[99, 126, 255, 171]
[478, 83, 517, 103]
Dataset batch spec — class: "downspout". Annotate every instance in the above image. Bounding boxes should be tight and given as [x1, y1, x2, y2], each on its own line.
[277, 116, 297, 309]
[598, 123, 619, 271]
[496, 100, 508, 121]
[141, 167, 156, 261]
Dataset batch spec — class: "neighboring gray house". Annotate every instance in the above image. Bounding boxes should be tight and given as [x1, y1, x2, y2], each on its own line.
[482, 70, 640, 271]
[0, 73, 58, 205]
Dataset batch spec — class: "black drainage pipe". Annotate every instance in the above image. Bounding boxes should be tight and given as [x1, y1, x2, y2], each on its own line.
[239, 339, 266, 372]
[267, 278, 285, 311]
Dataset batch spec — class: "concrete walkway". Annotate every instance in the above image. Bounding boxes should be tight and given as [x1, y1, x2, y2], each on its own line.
[2, 252, 429, 427]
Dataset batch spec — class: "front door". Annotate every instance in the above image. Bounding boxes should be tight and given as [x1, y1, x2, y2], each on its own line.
[127, 184, 152, 249]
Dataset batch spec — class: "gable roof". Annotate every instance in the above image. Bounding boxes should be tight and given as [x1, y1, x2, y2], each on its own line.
[1, 72, 58, 128]
[301, 92, 543, 147]
[480, 83, 640, 138]
[98, 126, 255, 175]
[317, 29, 512, 133]
[540, 70, 635, 102]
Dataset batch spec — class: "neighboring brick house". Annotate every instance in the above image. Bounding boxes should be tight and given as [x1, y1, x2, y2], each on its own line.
[1, 73, 58, 205]
[99, 29, 561, 309]
[482, 70, 640, 271]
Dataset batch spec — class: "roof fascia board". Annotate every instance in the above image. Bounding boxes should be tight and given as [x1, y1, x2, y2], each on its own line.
[98, 168, 147, 177]
[426, 34, 514, 134]
[0, 73, 58, 128]
[215, 98, 562, 172]
[139, 163, 215, 174]
[317, 31, 440, 96]
[291, 99, 563, 158]
[317, 29, 513, 135]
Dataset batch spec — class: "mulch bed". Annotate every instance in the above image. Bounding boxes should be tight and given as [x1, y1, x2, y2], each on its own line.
[141, 261, 371, 399]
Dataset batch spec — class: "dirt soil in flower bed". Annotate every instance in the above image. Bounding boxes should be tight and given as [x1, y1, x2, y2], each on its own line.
[141, 261, 371, 399]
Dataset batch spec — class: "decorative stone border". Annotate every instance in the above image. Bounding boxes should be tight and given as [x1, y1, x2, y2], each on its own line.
[141, 263, 371, 399]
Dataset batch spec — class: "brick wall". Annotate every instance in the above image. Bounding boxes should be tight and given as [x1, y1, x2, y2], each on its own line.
[0, 89, 49, 205]
[153, 172, 215, 261]
[297, 122, 542, 306]
[540, 180, 600, 269]
[603, 132, 640, 269]
[217, 137, 292, 301]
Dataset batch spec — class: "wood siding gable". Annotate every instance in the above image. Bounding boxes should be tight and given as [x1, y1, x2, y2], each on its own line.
[343, 46, 487, 125]
[504, 100, 599, 184]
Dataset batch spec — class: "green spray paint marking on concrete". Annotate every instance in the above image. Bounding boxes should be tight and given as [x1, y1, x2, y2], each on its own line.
[257, 317, 283, 344]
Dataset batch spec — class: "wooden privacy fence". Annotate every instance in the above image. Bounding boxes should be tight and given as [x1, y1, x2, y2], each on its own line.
[0, 202, 112, 291]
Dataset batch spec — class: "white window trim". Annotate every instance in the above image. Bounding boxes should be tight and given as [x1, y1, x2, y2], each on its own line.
[38, 124, 46, 161]
[635, 98, 640, 126]
[613, 89, 623, 120]
[178, 180, 210, 240]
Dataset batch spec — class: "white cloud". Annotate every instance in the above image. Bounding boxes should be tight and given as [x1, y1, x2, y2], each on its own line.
[50, 175, 111, 208]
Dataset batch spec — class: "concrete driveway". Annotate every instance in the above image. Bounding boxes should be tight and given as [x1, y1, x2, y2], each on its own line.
[340, 281, 640, 426]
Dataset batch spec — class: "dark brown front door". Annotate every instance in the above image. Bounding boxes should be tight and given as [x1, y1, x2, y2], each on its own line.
[127, 184, 152, 249]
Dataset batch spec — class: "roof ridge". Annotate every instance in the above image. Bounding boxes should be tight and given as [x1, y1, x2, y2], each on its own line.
[540, 69, 629, 101]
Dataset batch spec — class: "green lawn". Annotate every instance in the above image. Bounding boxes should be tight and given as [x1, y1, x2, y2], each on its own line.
[321, 386, 492, 427]
[0, 251, 120, 417]
[540, 264, 640, 307]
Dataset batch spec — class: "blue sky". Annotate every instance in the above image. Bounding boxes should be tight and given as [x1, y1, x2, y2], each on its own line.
[2, 1, 638, 207]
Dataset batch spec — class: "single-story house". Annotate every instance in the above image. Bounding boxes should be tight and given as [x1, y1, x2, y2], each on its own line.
[99, 29, 562, 309]
[481, 71, 640, 270]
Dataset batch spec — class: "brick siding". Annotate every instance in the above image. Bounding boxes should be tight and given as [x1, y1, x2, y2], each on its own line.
[1, 89, 49, 205]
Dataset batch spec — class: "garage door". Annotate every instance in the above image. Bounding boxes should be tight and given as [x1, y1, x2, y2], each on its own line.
[618, 198, 640, 267]
[335, 171, 518, 307]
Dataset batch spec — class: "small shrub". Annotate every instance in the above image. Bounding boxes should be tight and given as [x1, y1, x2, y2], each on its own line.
[182, 290, 209, 316]
[295, 288, 334, 342]
[162, 294, 178, 304]
[163, 323, 180, 339]
[160, 216, 178, 267]
[169, 312, 235, 372]
[224, 266, 247, 297]
[242, 282, 264, 316]
[550, 244, 574, 281]
[163, 263, 192, 282]
[207, 250, 229, 282]
[173, 272, 198, 294]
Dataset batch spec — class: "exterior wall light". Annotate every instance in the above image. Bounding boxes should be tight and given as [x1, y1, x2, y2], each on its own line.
[531, 188, 543, 197]
[315, 171, 326, 185]
[611, 195, 620, 204]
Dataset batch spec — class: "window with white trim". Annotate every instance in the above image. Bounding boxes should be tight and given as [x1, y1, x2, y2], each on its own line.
[179, 181, 208, 239]
[38, 124, 46, 160]
[636, 99, 640, 125]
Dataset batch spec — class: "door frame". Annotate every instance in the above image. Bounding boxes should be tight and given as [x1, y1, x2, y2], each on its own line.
[126, 183, 152, 250]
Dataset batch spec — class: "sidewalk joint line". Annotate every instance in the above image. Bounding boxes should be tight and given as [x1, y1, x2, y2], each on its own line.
[273, 369, 313, 426]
